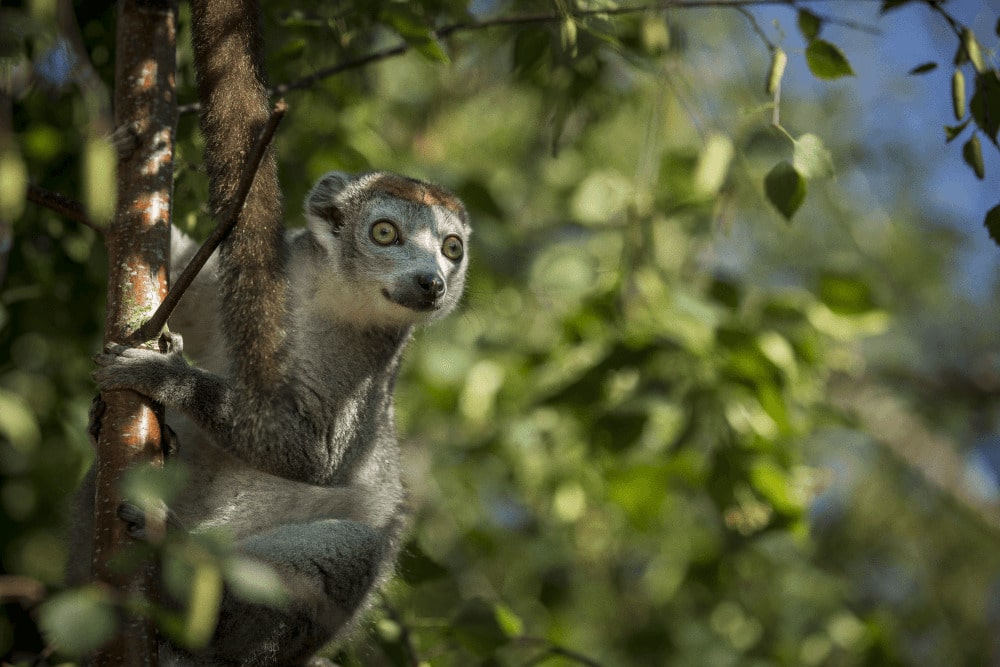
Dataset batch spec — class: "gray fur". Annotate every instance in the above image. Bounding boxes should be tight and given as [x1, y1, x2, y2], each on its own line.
[82, 172, 470, 665]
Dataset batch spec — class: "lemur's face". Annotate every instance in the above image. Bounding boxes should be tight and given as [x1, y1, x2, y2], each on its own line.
[305, 171, 471, 327]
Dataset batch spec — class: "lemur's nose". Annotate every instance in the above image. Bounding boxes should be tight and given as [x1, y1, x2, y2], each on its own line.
[415, 273, 445, 297]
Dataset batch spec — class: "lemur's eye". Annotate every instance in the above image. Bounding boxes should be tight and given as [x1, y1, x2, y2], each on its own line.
[370, 220, 400, 246]
[442, 235, 464, 261]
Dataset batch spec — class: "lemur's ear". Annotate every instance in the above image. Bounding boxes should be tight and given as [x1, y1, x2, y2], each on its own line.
[305, 171, 353, 233]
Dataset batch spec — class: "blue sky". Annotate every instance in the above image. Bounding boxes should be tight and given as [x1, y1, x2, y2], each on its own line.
[756, 0, 1000, 297]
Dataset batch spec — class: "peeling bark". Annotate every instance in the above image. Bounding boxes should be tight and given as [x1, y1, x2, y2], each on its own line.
[91, 1, 178, 664]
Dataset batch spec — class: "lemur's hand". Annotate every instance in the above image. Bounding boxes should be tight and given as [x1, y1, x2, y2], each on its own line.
[93, 332, 188, 401]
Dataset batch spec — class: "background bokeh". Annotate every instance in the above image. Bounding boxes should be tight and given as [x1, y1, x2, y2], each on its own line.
[2, 0, 1000, 664]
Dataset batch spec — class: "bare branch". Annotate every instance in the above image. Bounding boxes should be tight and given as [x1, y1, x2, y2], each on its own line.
[26, 184, 104, 234]
[0, 575, 45, 604]
[131, 99, 288, 344]
[179, 0, 884, 116]
[830, 376, 1000, 535]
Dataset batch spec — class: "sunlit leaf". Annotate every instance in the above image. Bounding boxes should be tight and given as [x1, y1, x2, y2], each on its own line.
[962, 28, 986, 73]
[183, 562, 223, 648]
[0, 148, 27, 220]
[0, 389, 40, 451]
[693, 133, 734, 196]
[39, 587, 117, 656]
[765, 47, 787, 95]
[82, 135, 116, 225]
[223, 556, 287, 606]
[792, 133, 834, 179]
[764, 160, 806, 220]
[494, 603, 524, 638]
[750, 459, 801, 515]
[819, 272, 876, 315]
[952, 69, 966, 120]
[560, 17, 578, 56]
[805, 40, 854, 80]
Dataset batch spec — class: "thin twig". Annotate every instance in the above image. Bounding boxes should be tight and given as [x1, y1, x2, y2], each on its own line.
[518, 637, 604, 667]
[26, 183, 104, 234]
[178, 0, 884, 116]
[736, 6, 775, 51]
[0, 575, 45, 604]
[130, 99, 288, 343]
[802, 9, 882, 36]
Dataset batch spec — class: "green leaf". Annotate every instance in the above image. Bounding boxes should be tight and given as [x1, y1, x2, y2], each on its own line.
[792, 133, 835, 179]
[944, 117, 971, 142]
[764, 160, 806, 220]
[398, 541, 449, 585]
[962, 28, 986, 73]
[39, 587, 117, 656]
[797, 10, 821, 41]
[952, 69, 967, 120]
[880, 0, 916, 12]
[970, 70, 1000, 143]
[765, 47, 787, 95]
[693, 133, 734, 195]
[512, 28, 550, 74]
[819, 272, 876, 315]
[182, 562, 223, 649]
[413, 38, 450, 64]
[805, 40, 855, 80]
[82, 136, 116, 225]
[451, 598, 509, 657]
[0, 148, 26, 220]
[984, 203, 1000, 246]
[963, 133, 985, 179]
[908, 62, 937, 75]
[223, 556, 287, 606]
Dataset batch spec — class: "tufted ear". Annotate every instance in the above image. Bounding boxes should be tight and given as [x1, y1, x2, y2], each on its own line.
[304, 171, 353, 233]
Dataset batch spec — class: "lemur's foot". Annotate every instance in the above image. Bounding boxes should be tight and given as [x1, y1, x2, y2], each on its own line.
[117, 501, 185, 542]
[87, 395, 106, 449]
[110, 122, 141, 161]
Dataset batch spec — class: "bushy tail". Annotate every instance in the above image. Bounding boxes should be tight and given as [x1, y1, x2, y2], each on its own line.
[190, 0, 288, 391]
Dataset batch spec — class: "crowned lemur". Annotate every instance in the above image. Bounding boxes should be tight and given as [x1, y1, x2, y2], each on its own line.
[76, 0, 471, 664]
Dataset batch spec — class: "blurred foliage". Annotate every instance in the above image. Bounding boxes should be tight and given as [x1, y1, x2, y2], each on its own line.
[2, 0, 1000, 665]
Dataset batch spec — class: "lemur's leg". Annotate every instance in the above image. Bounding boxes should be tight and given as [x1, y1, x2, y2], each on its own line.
[204, 520, 389, 665]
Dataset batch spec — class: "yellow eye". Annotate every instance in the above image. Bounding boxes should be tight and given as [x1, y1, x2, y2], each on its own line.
[370, 220, 399, 246]
[442, 235, 464, 261]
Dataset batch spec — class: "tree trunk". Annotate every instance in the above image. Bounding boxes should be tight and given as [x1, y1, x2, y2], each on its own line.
[91, 1, 177, 664]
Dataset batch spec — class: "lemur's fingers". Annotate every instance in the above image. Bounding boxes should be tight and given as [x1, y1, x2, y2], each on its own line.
[160, 331, 184, 355]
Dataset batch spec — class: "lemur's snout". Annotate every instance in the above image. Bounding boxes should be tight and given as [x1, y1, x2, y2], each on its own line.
[415, 272, 445, 298]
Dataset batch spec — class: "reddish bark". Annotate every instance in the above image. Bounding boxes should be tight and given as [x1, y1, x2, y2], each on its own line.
[92, 1, 177, 664]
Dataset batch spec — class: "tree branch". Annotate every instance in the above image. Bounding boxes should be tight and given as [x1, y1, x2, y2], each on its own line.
[178, 0, 884, 116]
[26, 184, 104, 234]
[131, 99, 287, 344]
[92, 0, 177, 663]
